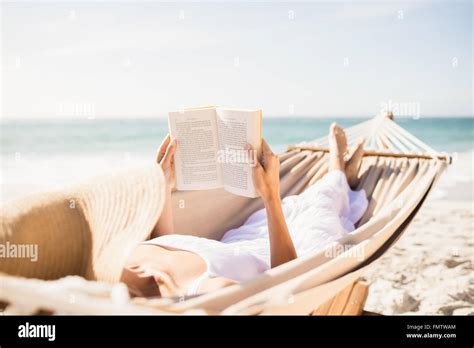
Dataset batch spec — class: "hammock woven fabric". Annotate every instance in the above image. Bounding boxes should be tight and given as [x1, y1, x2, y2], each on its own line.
[0, 116, 449, 315]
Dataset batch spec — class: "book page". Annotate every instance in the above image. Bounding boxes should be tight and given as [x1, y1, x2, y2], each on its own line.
[168, 108, 222, 191]
[216, 108, 262, 198]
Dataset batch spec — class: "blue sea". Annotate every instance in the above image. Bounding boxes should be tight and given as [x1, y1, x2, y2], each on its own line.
[1, 117, 473, 202]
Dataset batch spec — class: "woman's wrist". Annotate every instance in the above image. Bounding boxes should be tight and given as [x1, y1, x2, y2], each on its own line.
[262, 192, 282, 208]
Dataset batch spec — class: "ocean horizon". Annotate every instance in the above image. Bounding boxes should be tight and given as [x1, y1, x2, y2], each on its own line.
[1, 116, 473, 203]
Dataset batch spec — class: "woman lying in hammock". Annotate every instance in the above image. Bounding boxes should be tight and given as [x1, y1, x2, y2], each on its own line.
[120, 123, 368, 298]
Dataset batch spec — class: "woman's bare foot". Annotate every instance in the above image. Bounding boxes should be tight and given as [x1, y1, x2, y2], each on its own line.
[345, 138, 365, 189]
[329, 123, 348, 172]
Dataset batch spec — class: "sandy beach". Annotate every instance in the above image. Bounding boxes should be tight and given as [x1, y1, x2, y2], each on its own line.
[364, 199, 474, 315]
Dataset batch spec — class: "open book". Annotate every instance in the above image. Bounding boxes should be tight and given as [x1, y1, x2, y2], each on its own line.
[168, 106, 262, 198]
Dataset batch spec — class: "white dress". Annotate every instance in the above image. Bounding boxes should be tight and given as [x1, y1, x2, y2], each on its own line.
[143, 170, 368, 282]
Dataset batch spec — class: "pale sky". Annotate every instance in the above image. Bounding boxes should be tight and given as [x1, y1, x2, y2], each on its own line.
[1, 0, 472, 119]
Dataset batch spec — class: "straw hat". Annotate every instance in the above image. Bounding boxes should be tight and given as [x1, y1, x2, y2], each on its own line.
[0, 164, 166, 283]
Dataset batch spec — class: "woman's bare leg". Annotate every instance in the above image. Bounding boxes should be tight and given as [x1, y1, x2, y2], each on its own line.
[329, 122, 348, 172]
[345, 138, 365, 189]
[328, 123, 364, 189]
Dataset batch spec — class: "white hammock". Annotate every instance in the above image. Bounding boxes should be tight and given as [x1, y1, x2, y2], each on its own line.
[0, 115, 450, 315]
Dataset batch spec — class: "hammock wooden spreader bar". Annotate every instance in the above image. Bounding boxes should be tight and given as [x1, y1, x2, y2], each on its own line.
[287, 145, 452, 163]
[291, 115, 451, 163]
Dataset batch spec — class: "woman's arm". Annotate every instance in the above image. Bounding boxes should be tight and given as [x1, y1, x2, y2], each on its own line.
[151, 134, 177, 238]
[151, 189, 173, 238]
[249, 140, 297, 268]
[263, 195, 297, 268]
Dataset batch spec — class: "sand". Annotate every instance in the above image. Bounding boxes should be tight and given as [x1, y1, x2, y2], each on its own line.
[364, 199, 474, 315]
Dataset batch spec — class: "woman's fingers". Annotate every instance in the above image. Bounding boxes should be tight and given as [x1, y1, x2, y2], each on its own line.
[261, 139, 273, 155]
[245, 143, 261, 168]
[246, 140, 281, 199]
[156, 134, 171, 163]
[246, 140, 274, 170]
[251, 157, 264, 189]
[161, 138, 177, 168]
